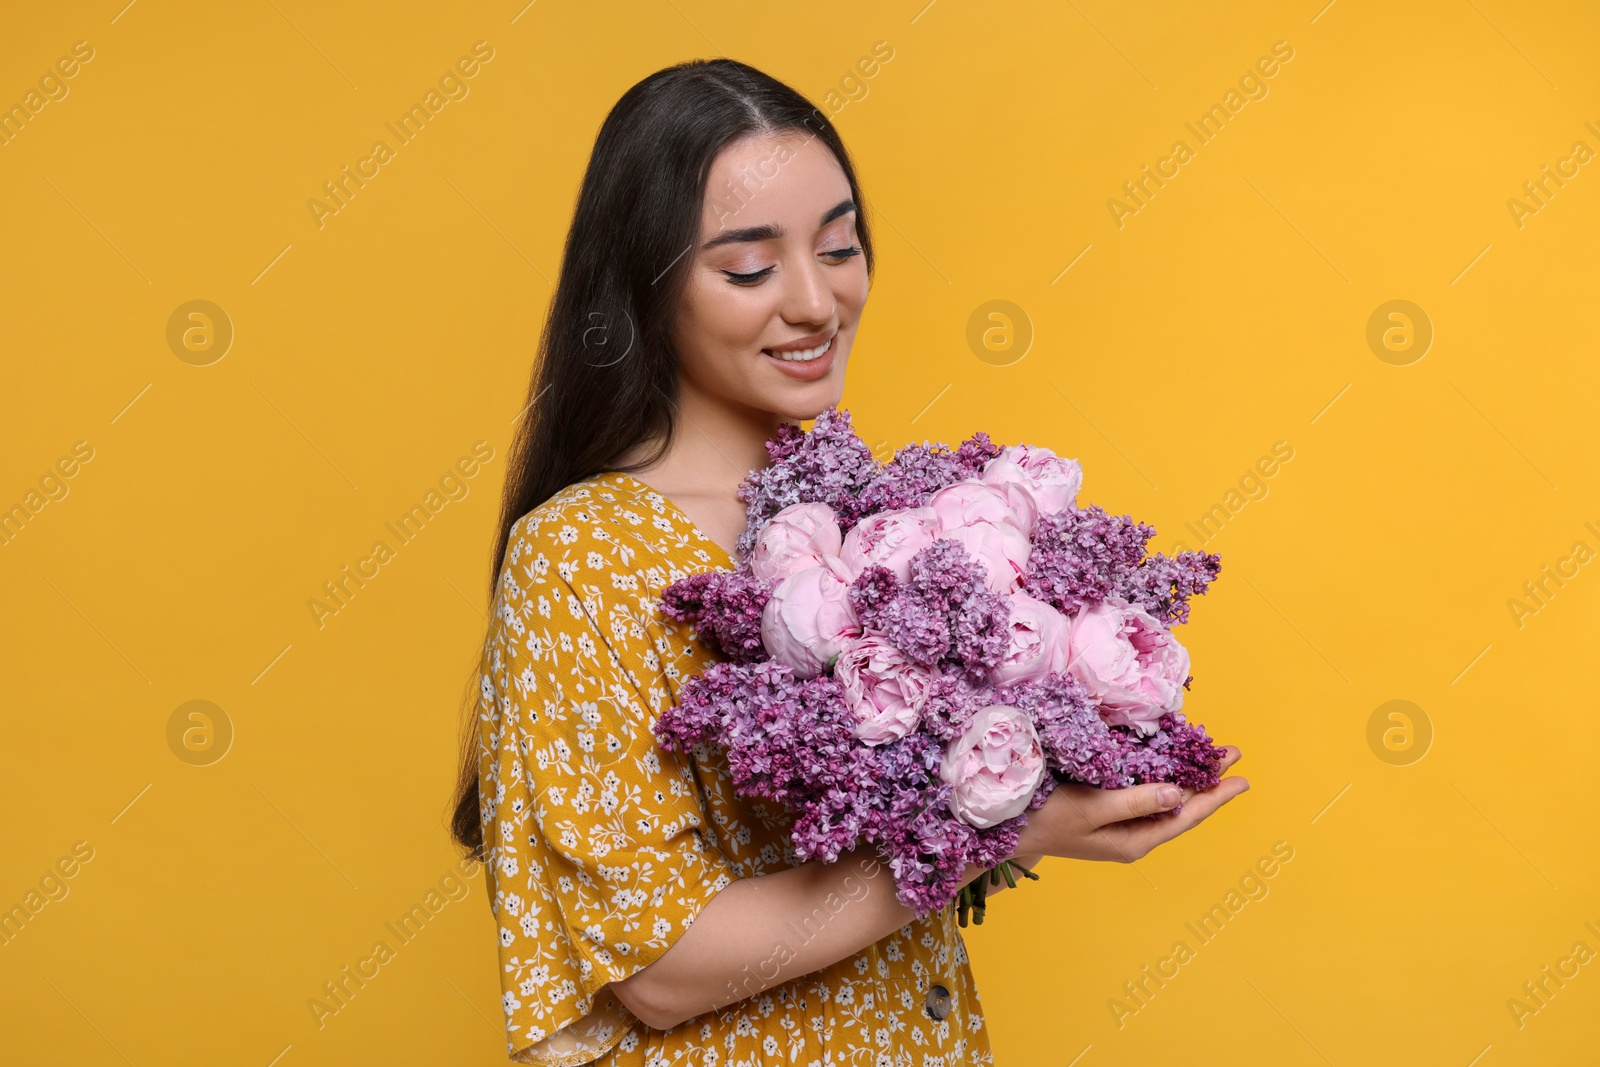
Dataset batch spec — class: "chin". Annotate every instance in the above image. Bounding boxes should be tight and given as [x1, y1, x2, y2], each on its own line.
[738, 329, 854, 422]
[776, 366, 847, 422]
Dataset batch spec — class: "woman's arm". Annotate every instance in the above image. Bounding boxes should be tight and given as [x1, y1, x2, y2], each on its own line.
[613, 745, 1245, 1030]
[611, 846, 1000, 1030]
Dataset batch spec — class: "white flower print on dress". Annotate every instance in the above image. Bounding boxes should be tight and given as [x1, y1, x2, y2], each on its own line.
[475, 473, 993, 1067]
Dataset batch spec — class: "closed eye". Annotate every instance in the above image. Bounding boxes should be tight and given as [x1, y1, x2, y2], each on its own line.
[720, 245, 864, 286]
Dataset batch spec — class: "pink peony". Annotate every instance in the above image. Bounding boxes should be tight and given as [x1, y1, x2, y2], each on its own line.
[991, 591, 1071, 685]
[1063, 597, 1190, 736]
[834, 633, 935, 744]
[939, 704, 1047, 829]
[760, 557, 861, 678]
[839, 506, 940, 582]
[928, 478, 1038, 538]
[981, 444, 1083, 516]
[749, 502, 843, 583]
[943, 521, 1031, 594]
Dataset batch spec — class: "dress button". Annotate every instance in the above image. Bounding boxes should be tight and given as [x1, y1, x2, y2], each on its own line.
[925, 983, 952, 1020]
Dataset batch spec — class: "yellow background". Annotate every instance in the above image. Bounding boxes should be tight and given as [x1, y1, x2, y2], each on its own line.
[3, 1, 1597, 1063]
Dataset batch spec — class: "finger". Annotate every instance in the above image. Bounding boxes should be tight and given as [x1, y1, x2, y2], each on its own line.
[1093, 781, 1185, 827]
[1172, 748, 1244, 805]
[1175, 776, 1250, 829]
[1131, 775, 1251, 848]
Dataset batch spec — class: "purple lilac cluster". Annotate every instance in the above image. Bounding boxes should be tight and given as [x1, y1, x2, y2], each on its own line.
[1023, 506, 1222, 627]
[848, 541, 1010, 680]
[655, 407, 1227, 917]
[733, 407, 881, 558]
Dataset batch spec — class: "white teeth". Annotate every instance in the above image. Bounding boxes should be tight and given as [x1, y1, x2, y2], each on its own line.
[767, 337, 832, 362]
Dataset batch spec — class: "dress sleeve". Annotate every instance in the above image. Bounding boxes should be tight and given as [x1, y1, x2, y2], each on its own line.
[478, 512, 738, 1065]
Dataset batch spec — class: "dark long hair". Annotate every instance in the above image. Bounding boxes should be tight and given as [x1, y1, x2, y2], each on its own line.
[448, 58, 876, 860]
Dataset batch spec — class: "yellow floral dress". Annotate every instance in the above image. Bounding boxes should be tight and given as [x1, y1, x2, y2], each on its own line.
[475, 471, 995, 1066]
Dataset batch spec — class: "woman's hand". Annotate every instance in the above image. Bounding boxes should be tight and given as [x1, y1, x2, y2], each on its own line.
[1017, 746, 1248, 864]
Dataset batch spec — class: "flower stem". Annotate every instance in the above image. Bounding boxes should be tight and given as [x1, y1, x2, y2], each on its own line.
[952, 860, 1043, 926]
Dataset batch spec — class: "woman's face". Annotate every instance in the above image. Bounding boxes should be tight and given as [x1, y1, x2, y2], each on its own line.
[672, 129, 869, 422]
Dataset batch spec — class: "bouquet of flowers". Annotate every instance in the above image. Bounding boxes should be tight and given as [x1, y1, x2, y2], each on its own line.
[653, 407, 1227, 925]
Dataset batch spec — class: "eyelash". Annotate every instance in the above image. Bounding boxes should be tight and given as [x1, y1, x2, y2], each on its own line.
[721, 245, 863, 285]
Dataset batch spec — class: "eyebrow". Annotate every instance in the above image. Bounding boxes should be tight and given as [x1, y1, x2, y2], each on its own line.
[700, 198, 857, 250]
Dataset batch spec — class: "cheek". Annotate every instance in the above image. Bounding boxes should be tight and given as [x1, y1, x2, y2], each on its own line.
[678, 274, 771, 365]
[834, 262, 870, 318]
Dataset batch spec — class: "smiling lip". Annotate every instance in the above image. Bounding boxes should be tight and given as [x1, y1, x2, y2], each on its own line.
[764, 331, 834, 354]
[762, 331, 837, 381]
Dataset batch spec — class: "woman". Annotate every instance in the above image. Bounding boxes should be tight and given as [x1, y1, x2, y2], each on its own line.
[449, 57, 1248, 1065]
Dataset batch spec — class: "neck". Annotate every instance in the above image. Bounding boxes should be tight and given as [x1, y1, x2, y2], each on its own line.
[626, 377, 791, 496]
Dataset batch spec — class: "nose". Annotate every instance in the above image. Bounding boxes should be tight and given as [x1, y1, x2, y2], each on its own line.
[781, 254, 836, 327]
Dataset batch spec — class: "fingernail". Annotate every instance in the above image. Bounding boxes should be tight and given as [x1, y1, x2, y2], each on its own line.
[1158, 785, 1181, 807]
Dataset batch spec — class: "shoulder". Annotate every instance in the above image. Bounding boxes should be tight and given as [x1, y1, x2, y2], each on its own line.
[501, 473, 721, 595]
[506, 474, 639, 557]
[485, 473, 726, 724]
